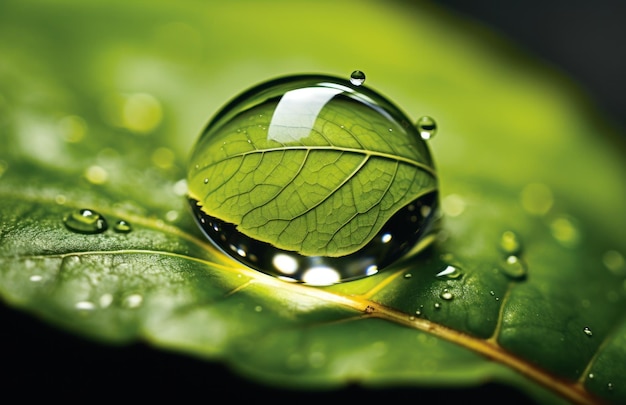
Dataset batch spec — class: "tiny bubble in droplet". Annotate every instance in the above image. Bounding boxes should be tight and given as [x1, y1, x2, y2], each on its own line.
[349, 70, 366, 86]
[416, 116, 437, 140]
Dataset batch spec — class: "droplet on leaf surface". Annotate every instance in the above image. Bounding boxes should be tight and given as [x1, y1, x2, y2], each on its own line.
[187, 73, 439, 285]
[64, 209, 108, 234]
[349, 70, 366, 86]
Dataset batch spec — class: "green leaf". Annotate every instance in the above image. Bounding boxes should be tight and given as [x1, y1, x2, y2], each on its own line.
[1, 1, 625, 404]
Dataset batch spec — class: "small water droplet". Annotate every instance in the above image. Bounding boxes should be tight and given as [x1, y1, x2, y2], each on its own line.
[29, 275, 43, 282]
[588, 373, 595, 379]
[64, 209, 108, 234]
[607, 382, 613, 391]
[404, 273, 412, 279]
[416, 116, 437, 140]
[500, 255, 528, 280]
[500, 230, 522, 255]
[349, 70, 366, 86]
[583, 326, 593, 337]
[254, 305, 263, 312]
[436, 265, 462, 279]
[434, 302, 441, 309]
[113, 219, 132, 233]
[440, 289, 454, 300]
[203, 178, 209, 184]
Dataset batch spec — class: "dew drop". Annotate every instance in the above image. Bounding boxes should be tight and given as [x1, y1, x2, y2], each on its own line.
[113, 219, 132, 233]
[187, 73, 439, 285]
[416, 116, 437, 140]
[583, 326, 593, 337]
[64, 209, 108, 234]
[500, 255, 528, 280]
[434, 302, 441, 310]
[404, 273, 412, 279]
[349, 70, 366, 86]
[440, 288, 454, 300]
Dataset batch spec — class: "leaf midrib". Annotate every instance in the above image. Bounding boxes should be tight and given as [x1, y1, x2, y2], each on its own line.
[196, 145, 437, 178]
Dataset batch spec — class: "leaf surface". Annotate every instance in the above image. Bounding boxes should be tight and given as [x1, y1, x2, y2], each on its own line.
[0, 1, 625, 404]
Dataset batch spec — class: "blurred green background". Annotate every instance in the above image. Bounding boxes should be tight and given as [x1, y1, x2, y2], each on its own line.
[1, 0, 624, 403]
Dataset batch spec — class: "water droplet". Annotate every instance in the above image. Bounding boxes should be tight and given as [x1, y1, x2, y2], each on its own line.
[588, 373, 595, 380]
[349, 70, 366, 86]
[29, 275, 43, 282]
[436, 264, 462, 279]
[64, 209, 108, 234]
[404, 273, 412, 279]
[500, 255, 528, 280]
[583, 326, 593, 337]
[113, 219, 132, 233]
[607, 382, 614, 391]
[434, 302, 441, 310]
[499, 230, 522, 255]
[187, 73, 439, 286]
[416, 116, 437, 140]
[254, 305, 263, 312]
[440, 288, 454, 300]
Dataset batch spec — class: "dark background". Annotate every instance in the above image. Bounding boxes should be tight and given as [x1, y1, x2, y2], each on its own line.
[437, 0, 626, 140]
[2, 1, 624, 403]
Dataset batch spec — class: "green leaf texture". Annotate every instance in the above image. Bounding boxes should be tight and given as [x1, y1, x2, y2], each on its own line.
[0, 1, 625, 404]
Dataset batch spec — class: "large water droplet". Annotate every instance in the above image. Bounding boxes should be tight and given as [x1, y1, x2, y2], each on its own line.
[416, 116, 437, 140]
[349, 70, 366, 86]
[500, 255, 528, 280]
[187, 73, 439, 285]
[64, 209, 108, 234]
